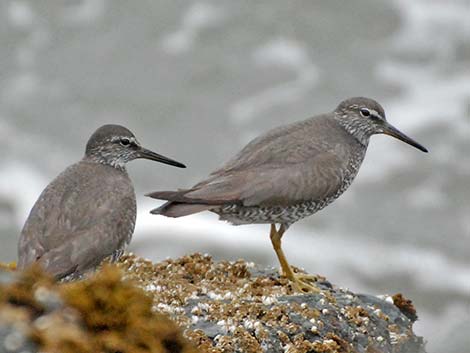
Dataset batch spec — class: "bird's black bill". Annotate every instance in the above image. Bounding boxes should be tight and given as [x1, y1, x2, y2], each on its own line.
[382, 123, 428, 153]
[138, 148, 186, 168]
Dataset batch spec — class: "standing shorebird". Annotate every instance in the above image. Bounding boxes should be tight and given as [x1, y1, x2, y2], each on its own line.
[147, 97, 428, 293]
[18, 124, 185, 280]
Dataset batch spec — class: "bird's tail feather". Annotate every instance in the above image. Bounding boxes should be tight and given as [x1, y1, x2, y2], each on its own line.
[151, 201, 214, 217]
[146, 190, 189, 202]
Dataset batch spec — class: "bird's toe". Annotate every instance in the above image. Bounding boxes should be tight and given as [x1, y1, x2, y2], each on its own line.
[291, 275, 322, 294]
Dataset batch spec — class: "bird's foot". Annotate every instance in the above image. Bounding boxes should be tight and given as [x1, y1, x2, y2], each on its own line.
[293, 272, 319, 283]
[279, 267, 321, 293]
[288, 273, 321, 293]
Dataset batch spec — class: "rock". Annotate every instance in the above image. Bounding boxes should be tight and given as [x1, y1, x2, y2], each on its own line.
[117, 253, 426, 353]
[0, 264, 198, 353]
[1, 254, 426, 353]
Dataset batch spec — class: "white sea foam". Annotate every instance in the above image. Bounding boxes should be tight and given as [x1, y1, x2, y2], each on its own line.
[0, 162, 48, 226]
[16, 28, 50, 69]
[161, 2, 224, 54]
[2, 72, 41, 103]
[7, 1, 34, 28]
[6, 1, 50, 72]
[391, 0, 470, 56]
[381, 0, 470, 130]
[61, 0, 108, 25]
[358, 0, 470, 184]
[377, 64, 470, 131]
[230, 38, 319, 126]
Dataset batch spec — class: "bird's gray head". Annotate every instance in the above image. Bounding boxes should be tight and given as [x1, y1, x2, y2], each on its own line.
[85, 124, 186, 170]
[334, 97, 428, 152]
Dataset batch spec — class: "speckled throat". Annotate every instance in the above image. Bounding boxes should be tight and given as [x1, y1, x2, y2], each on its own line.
[214, 146, 367, 226]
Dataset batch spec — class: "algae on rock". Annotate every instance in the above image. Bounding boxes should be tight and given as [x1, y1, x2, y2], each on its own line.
[0, 264, 198, 353]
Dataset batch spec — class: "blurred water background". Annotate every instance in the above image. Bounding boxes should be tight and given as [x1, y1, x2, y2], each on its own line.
[0, 1, 469, 352]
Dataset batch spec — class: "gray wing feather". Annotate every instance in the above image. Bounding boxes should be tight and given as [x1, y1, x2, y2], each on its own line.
[183, 117, 353, 207]
[35, 199, 134, 278]
[18, 162, 136, 277]
[185, 152, 347, 207]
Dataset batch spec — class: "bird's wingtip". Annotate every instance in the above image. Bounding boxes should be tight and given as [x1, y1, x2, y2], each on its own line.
[149, 208, 160, 215]
[145, 191, 163, 198]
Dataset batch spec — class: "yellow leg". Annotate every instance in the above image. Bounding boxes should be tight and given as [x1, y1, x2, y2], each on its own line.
[270, 224, 320, 293]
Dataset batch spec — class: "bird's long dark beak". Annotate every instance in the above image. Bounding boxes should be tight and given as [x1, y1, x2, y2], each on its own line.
[382, 122, 428, 153]
[138, 148, 186, 168]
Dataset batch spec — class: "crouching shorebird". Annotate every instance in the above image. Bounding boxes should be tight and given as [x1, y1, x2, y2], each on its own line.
[147, 97, 428, 293]
[18, 124, 185, 280]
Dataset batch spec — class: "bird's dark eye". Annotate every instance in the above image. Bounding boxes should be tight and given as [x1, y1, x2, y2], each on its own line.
[360, 108, 370, 117]
[120, 138, 131, 146]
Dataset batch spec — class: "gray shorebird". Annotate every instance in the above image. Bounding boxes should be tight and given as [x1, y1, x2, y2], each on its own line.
[147, 97, 428, 293]
[17, 124, 185, 280]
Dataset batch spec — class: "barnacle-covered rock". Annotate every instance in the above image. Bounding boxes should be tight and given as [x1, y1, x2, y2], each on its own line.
[117, 253, 426, 353]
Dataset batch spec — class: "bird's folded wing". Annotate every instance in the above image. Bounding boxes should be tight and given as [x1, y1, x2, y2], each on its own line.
[18, 167, 135, 275]
[22, 194, 134, 278]
[184, 151, 348, 207]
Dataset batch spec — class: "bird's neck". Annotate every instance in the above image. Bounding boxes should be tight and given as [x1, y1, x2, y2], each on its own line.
[83, 154, 127, 172]
[333, 113, 372, 148]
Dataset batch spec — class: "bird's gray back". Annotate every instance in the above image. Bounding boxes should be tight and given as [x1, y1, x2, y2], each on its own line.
[219, 116, 336, 172]
[18, 160, 136, 276]
[187, 115, 367, 207]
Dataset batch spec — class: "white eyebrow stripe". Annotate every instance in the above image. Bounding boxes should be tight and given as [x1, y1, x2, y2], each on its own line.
[370, 109, 383, 119]
[109, 136, 139, 146]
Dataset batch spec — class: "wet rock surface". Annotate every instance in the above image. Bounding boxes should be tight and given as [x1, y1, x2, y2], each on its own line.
[0, 254, 426, 353]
